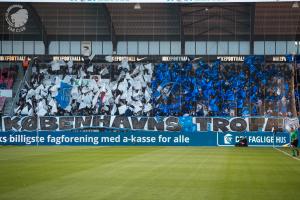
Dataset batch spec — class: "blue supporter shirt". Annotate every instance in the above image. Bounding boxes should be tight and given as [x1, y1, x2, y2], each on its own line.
[237, 99, 243, 109]
[251, 105, 258, 115]
[242, 107, 250, 116]
[238, 89, 246, 99]
[250, 93, 257, 103]
[225, 90, 235, 101]
[284, 82, 289, 92]
[209, 98, 219, 112]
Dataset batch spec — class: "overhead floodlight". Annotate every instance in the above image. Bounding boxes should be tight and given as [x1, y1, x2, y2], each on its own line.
[292, 1, 299, 8]
[134, 3, 141, 10]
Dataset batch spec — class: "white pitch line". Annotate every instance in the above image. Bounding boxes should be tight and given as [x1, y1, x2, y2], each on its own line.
[273, 147, 300, 161]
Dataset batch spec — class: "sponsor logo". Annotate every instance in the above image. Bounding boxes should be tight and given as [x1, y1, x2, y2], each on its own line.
[5, 4, 28, 33]
[136, 57, 147, 62]
[272, 56, 287, 62]
[161, 56, 190, 62]
[52, 56, 84, 62]
[192, 57, 202, 61]
[224, 133, 233, 144]
[111, 56, 137, 62]
[0, 55, 29, 62]
[217, 56, 245, 62]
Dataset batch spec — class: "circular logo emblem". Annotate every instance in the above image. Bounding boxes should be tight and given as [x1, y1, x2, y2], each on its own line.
[5, 4, 28, 32]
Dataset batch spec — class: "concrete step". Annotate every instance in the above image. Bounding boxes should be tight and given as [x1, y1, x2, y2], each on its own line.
[3, 68, 24, 116]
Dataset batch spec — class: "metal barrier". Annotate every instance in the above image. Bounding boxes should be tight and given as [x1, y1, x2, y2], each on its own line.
[9, 64, 33, 116]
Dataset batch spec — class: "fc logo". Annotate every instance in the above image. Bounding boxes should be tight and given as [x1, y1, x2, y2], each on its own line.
[5, 4, 28, 33]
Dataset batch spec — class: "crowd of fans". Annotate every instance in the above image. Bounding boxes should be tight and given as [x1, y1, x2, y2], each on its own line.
[152, 59, 294, 117]
[15, 58, 153, 116]
[14, 57, 295, 117]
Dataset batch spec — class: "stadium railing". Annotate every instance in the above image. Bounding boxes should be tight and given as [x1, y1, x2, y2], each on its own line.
[9, 62, 33, 116]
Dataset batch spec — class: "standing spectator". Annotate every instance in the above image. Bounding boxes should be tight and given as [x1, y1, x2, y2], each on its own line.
[290, 127, 299, 157]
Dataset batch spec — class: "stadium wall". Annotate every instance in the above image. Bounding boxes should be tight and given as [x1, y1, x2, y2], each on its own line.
[0, 130, 291, 147]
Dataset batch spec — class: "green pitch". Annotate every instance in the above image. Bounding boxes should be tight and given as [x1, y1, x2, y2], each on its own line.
[0, 146, 299, 200]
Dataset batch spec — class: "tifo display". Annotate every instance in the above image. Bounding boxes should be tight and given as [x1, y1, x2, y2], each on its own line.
[13, 56, 296, 118]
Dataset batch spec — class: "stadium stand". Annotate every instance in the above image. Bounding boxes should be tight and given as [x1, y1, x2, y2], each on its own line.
[13, 57, 295, 118]
[152, 60, 294, 117]
[14, 59, 153, 116]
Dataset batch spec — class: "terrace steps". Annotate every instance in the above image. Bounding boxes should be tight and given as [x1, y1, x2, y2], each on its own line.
[3, 68, 23, 116]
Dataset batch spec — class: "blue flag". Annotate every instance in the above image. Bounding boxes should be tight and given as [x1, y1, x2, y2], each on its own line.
[285, 54, 294, 63]
[244, 56, 257, 74]
[179, 116, 197, 132]
[209, 98, 219, 112]
[242, 107, 250, 116]
[244, 56, 255, 66]
[55, 82, 72, 109]
[249, 64, 256, 74]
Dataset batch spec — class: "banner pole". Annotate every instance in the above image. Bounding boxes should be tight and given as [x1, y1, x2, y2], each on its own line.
[36, 117, 39, 147]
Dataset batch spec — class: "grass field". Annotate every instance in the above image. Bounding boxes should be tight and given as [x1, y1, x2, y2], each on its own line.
[0, 146, 299, 200]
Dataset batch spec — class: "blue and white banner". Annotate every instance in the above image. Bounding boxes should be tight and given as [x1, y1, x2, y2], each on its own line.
[2, 116, 297, 132]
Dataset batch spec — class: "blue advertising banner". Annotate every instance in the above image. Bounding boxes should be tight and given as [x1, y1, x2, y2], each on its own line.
[0, 131, 290, 147]
[1, 116, 296, 146]
[216, 132, 290, 147]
